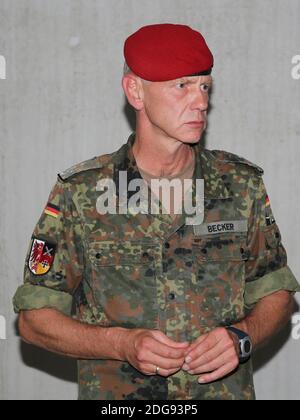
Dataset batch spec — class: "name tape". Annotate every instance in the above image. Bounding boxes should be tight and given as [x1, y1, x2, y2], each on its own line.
[193, 220, 248, 236]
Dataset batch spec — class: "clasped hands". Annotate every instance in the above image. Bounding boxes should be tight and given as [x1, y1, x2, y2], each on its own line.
[124, 327, 240, 384]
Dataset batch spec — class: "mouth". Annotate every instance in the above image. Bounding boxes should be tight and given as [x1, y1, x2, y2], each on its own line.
[185, 121, 205, 127]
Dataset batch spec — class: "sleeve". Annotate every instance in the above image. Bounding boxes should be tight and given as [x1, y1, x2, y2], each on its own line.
[244, 177, 300, 309]
[13, 179, 84, 316]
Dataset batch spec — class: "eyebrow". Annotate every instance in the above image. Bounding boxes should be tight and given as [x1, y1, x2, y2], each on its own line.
[175, 78, 213, 86]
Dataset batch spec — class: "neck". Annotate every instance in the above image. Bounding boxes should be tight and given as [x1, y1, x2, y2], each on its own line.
[133, 123, 195, 178]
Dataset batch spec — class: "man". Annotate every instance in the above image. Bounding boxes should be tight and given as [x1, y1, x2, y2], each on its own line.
[13, 23, 300, 400]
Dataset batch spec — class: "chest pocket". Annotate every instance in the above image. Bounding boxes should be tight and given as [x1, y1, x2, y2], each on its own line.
[191, 233, 249, 327]
[88, 241, 155, 266]
[87, 240, 158, 329]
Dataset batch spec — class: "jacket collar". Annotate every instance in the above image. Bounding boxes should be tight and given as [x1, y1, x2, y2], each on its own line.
[110, 133, 231, 239]
[112, 133, 232, 201]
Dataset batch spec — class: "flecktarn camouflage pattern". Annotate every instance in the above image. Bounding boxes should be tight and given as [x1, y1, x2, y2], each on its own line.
[13, 133, 300, 400]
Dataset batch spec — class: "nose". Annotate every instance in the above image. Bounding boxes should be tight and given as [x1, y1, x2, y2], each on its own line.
[190, 90, 209, 112]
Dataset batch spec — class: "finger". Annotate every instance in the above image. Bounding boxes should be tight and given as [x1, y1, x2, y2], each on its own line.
[184, 336, 233, 370]
[157, 367, 181, 377]
[144, 352, 185, 371]
[148, 341, 188, 360]
[184, 334, 208, 358]
[186, 348, 238, 375]
[185, 334, 218, 364]
[145, 335, 189, 359]
[141, 363, 180, 377]
[142, 363, 159, 376]
[135, 336, 187, 366]
[198, 361, 238, 384]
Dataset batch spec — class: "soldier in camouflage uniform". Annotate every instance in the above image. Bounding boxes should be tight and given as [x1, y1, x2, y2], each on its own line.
[13, 24, 300, 400]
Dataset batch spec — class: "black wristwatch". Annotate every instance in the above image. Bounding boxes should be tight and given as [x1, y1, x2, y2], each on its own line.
[226, 326, 253, 363]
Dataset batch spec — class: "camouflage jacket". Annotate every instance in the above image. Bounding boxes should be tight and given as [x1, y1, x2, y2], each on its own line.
[13, 133, 300, 400]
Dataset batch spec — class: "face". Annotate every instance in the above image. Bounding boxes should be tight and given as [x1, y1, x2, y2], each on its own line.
[140, 75, 212, 143]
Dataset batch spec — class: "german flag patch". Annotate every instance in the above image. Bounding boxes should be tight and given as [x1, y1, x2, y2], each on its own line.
[265, 195, 275, 226]
[44, 203, 60, 218]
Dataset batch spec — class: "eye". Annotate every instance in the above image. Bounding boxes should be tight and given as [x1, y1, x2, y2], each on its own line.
[176, 82, 187, 89]
[201, 83, 211, 92]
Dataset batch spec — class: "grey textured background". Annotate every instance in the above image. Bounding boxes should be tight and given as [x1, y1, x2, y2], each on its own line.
[0, 0, 299, 400]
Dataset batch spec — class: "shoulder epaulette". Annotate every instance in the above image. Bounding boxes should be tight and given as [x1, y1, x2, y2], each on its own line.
[210, 149, 264, 176]
[58, 156, 103, 182]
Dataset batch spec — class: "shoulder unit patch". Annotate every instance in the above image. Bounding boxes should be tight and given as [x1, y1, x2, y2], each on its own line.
[28, 238, 56, 276]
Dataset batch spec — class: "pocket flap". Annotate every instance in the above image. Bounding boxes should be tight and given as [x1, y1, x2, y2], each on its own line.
[193, 234, 248, 261]
[88, 241, 155, 266]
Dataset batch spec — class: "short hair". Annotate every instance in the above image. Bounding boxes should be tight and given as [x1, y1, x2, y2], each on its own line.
[123, 61, 132, 76]
[123, 61, 150, 84]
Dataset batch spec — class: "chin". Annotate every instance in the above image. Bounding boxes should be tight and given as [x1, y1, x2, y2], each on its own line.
[168, 128, 203, 144]
[180, 135, 202, 144]
[178, 128, 205, 144]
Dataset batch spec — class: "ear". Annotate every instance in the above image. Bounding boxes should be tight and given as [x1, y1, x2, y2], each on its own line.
[122, 74, 144, 111]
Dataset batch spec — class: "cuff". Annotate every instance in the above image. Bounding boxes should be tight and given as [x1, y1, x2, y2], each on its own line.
[13, 283, 73, 316]
[244, 265, 300, 309]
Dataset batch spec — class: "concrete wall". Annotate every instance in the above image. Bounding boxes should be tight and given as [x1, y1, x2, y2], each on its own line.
[0, 0, 299, 400]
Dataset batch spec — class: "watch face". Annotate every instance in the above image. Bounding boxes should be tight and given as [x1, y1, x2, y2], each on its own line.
[244, 340, 251, 354]
[240, 337, 252, 359]
[226, 327, 252, 360]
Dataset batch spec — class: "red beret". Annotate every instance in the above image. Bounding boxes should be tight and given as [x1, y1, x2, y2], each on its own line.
[124, 23, 213, 82]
